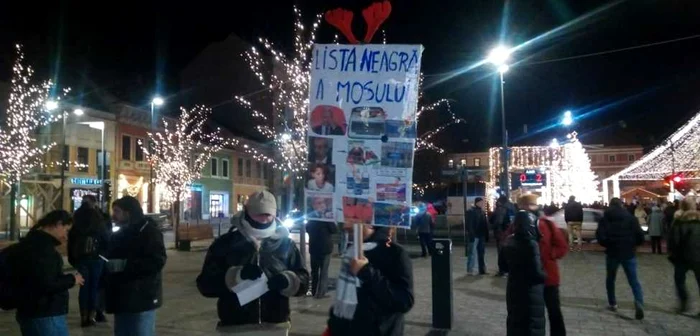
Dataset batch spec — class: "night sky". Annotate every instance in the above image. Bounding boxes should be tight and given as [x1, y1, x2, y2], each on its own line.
[1, 0, 699, 152]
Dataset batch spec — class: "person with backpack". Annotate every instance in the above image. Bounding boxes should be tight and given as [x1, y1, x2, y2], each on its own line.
[5, 210, 84, 336]
[68, 194, 109, 327]
[105, 196, 167, 336]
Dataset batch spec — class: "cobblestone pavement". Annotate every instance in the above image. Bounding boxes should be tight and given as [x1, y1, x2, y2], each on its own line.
[2, 244, 699, 335]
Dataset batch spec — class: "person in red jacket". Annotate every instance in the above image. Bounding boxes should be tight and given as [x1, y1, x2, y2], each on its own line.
[538, 215, 568, 336]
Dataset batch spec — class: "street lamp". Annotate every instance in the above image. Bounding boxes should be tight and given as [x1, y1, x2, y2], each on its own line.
[45, 100, 58, 111]
[487, 45, 512, 197]
[149, 96, 164, 213]
[561, 110, 573, 127]
[73, 109, 84, 116]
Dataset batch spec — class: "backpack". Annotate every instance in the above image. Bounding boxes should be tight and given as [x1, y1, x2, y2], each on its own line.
[0, 244, 19, 310]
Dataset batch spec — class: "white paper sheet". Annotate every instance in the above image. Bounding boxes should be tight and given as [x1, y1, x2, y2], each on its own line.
[232, 273, 269, 306]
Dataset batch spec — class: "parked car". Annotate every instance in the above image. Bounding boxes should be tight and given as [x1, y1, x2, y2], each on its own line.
[550, 207, 650, 242]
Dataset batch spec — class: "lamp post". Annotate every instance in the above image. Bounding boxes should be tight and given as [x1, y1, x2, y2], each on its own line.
[487, 46, 512, 198]
[149, 97, 164, 213]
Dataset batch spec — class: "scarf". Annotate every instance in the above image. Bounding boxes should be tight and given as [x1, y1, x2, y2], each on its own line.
[332, 242, 378, 320]
[234, 212, 278, 250]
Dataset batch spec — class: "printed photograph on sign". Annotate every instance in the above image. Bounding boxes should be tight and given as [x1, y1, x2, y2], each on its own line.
[306, 163, 335, 192]
[344, 164, 370, 196]
[310, 105, 346, 136]
[306, 193, 334, 220]
[376, 181, 407, 202]
[342, 196, 373, 225]
[308, 136, 333, 165]
[348, 107, 386, 139]
[346, 140, 380, 166]
[373, 202, 411, 228]
[381, 142, 414, 168]
[385, 120, 417, 139]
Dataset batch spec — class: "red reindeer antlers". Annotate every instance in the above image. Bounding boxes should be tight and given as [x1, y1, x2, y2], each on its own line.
[325, 1, 392, 44]
[325, 8, 359, 44]
[362, 1, 392, 43]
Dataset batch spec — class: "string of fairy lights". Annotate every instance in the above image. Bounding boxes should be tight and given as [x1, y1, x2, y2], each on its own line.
[0, 44, 69, 183]
[236, 7, 465, 173]
[141, 106, 237, 203]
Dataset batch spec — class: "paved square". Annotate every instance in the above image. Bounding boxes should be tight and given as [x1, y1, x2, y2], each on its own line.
[1, 244, 699, 335]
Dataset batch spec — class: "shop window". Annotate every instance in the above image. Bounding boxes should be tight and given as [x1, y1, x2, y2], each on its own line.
[121, 135, 132, 160]
[77, 147, 89, 172]
[222, 159, 229, 178]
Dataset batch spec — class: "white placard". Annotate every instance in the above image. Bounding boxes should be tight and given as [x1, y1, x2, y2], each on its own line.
[232, 273, 269, 306]
[305, 44, 423, 228]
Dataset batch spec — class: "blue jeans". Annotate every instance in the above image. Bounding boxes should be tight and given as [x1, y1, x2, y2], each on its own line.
[18, 315, 68, 336]
[114, 310, 156, 336]
[467, 238, 486, 273]
[605, 256, 644, 306]
[78, 258, 105, 311]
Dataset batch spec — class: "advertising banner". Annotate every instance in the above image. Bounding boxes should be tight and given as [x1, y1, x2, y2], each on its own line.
[305, 44, 423, 228]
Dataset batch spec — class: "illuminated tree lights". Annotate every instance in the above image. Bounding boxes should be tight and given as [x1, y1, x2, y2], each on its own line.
[488, 137, 599, 204]
[142, 105, 236, 244]
[237, 7, 464, 172]
[0, 44, 68, 183]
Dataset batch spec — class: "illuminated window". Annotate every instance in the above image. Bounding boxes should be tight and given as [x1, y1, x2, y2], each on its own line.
[448, 159, 454, 168]
[474, 158, 481, 166]
[460, 159, 467, 167]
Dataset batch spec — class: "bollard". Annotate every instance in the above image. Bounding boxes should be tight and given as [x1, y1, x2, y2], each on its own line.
[431, 238, 453, 330]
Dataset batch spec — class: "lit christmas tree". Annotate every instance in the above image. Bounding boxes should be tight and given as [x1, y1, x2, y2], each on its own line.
[0, 44, 67, 183]
[0, 44, 68, 240]
[550, 134, 599, 204]
[142, 105, 235, 246]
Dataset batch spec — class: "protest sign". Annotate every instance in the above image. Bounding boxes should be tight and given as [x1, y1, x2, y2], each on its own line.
[305, 44, 423, 228]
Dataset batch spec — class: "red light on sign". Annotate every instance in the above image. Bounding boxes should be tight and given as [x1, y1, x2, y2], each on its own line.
[673, 175, 682, 183]
[520, 174, 526, 182]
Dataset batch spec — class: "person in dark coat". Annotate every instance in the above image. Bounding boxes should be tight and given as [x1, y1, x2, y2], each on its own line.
[564, 196, 584, 252]
[504, 194, 546, 336]
[538, 215, 568, 336]
[326, 224, 414, 336]
[307, 219, 338, 298]
[667, 198, 700, 313]
[412, 202, 434, 258]
[595, 197, 645, 320]
[68, 194, 109, 327]
[196, 190, 309, 334]
[8, 210, 84, 336]
[466, 197, 489, 275]
[491, 196, 514, 277]
[106, 196, 167, 336]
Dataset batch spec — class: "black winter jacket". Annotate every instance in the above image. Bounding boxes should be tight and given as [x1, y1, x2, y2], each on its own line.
[307, 220, 338, 256]
[668, 210, 700, 267]
[504, 210, 546, 336]
[105, 217, 166, 314]
[196, 213, 309, 326]
[68, 204, 109, 267]
[595, 206, 645, 260]
[564, 201, 584, 223]
[8, 230, 76, 319]
[327, 229, 414, 336]
[466, 206, 489, 242]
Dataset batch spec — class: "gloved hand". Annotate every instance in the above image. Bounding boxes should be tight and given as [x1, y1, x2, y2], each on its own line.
[267, 273, 289, 292]
[240, 264, 263, 280]
[106, 259, 127, 273]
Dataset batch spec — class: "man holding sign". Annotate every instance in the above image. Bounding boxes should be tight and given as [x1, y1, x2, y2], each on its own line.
[196, 191, 309, 335]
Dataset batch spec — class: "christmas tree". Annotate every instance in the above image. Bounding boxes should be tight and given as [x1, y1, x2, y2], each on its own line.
[550, 134, 599, 204]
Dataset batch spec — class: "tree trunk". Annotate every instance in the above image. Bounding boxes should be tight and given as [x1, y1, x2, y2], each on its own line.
[9, 183, 17, 241]
[173, 200, 180, 249]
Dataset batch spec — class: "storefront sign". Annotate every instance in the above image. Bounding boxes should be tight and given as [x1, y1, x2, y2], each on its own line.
[70, 177, 102, 185]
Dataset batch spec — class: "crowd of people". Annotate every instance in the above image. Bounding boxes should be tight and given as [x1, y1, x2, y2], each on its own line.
[2, 188, 699, 336]
[462, 192, 700, 336]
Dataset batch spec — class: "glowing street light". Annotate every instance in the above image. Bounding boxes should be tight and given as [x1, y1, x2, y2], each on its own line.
[45, 100, 58, 111]
[561, 110, 573, 126]
[152, 97, 164, 106]
[487, 45, 512, 67]
[73, 109, 84, 116]
[486, 45, 513, 197]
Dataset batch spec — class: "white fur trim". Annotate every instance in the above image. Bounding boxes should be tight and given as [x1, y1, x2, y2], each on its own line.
[279, 271, 300, 297]
[225, 266, 243, 291]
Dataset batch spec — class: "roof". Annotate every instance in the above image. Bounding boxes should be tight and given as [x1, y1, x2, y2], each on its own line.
[621, 187, 662, 198]
[606, 109, 700, 181]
